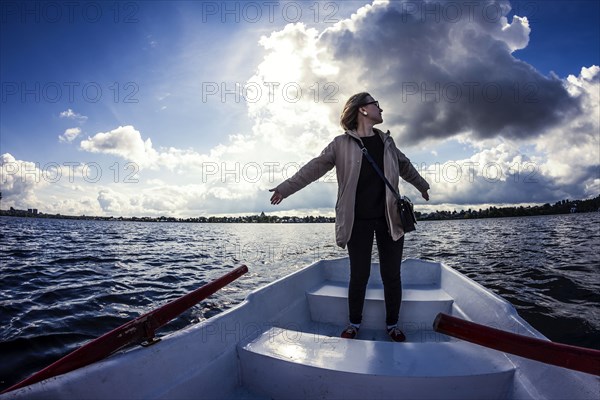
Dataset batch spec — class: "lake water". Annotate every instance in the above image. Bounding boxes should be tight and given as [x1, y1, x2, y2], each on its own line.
[1, 213, 599, 390]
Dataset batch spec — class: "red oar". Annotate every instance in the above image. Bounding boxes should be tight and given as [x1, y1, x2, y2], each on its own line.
[3, 265, 248, 394]
[433, 312, 600, 376]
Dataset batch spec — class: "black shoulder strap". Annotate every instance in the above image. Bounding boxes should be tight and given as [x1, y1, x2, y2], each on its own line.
[351, 136, 402, 201]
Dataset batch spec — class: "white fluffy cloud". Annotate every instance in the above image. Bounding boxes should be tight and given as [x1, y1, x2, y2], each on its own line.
[534, 66, 600, 196]
[81, 126, 160, 168]
[0, 153, 48, 209]
[498, 15, 530, 52]
[59, 127, 82, 143]
[417, 142, 554, 205]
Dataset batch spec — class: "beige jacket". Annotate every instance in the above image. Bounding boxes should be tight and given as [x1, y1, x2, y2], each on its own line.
[275, 128, 430, 248]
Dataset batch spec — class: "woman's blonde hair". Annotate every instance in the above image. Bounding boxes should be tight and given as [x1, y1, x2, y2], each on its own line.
[340, 92, 372, 131]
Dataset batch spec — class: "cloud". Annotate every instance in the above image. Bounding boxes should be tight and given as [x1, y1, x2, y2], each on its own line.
[419, 142, 558, 205]
[498, 15, 530, 52]
[95, 184, 207, 216]
[242, 22, 342, 159]
[428, 65, 600, 205]
[80, 125, 159, 168]
[78, 125, 225, 175]
[534, 65, 600, 197]
[59, 127, 82, 143]
[0, 153, 109, 214]
[0, 153, 48, 209]
[59, 109, 88, 123]
[97, 189, 127, 213]
[317, 0, 581, 144]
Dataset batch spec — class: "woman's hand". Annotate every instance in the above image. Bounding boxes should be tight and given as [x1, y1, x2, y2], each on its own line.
[269, 189, 284, 205]
[421, 190, 429, 201]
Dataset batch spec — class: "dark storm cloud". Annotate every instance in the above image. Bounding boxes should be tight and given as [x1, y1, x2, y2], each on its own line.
[321, 0, 582, 144]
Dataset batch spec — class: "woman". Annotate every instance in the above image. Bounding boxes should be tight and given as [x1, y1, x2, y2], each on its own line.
[269, 93, 430, 342]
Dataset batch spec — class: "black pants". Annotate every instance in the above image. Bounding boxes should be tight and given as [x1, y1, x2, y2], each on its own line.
[346, 218, 404, 326]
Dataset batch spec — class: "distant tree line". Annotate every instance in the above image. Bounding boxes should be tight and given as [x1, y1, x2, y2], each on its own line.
[0, 208, 335, 223]
[417, 196, 600, 221]
[1, 195, 599, 223]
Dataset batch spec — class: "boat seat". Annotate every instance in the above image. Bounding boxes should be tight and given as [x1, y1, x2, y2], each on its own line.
[307, 281, 454, 330]
[238, 327, 516, 400]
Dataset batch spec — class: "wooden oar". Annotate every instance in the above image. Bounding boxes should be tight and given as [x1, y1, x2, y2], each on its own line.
[2, 265, 249, 394]
[433, 312, 600, 376]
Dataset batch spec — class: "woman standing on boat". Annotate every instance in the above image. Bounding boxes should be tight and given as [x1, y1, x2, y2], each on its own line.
[269, 93, 430, 342]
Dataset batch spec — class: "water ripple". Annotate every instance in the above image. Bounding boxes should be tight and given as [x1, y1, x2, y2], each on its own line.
[0, 214, 599, 390]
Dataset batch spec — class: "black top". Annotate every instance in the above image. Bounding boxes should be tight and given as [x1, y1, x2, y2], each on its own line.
[354, 135, 386, 219]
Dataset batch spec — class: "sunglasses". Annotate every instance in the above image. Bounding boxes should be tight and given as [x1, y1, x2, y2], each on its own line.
[360, 100, 380, 108]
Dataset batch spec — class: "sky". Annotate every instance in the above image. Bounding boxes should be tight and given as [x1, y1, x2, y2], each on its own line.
[1, 0, 599, 218]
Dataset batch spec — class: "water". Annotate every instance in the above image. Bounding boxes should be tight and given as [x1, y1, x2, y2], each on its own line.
[1, 214, 599, 390]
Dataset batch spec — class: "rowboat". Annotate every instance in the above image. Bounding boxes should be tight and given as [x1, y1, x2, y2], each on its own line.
[2, 258, 599, 399]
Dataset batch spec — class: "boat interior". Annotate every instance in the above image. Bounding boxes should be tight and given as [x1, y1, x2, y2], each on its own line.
[5, 258, 598, 400]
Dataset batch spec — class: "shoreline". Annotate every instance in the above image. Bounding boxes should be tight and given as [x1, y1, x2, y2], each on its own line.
[1, 195, 599, 224]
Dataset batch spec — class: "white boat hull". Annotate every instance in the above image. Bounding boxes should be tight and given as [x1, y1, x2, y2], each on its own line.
[3, 258, 599, 399]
